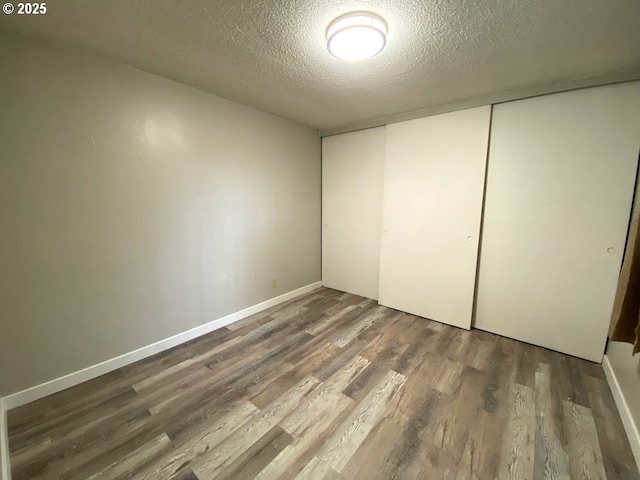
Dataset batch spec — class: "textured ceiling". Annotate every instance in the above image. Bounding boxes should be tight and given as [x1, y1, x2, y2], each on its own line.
[2, 0, 640, 134]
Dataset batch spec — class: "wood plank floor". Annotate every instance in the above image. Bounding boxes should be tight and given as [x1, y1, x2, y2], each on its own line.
[8, 287, 640, 480]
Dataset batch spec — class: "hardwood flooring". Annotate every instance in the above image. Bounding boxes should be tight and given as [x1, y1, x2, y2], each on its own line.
[7, 287, 639, 479]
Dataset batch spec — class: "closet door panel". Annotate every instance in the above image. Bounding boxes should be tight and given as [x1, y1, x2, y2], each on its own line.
[475, 82, 640, 362]
[379, 106, 491, 329]
[322, 127, 385, 299]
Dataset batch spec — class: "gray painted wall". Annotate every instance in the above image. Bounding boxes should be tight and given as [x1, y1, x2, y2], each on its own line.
[0, 33, 321, 396]
[605, 163, 640, 461]
[607, 342, 640, 427]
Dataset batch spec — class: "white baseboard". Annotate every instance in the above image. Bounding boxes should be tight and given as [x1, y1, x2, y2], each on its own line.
[602, 354, 640, 471]
[1, 281, 321, 412]
[0, 399, 10, 480]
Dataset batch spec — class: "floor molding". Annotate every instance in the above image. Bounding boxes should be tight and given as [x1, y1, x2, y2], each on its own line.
[1, 281, 321, 412]
[0, 399, 10, 480]
[603, 354, 640, 471]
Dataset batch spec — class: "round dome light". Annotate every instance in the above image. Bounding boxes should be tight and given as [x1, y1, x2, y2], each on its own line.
[326, 12, 387, 61]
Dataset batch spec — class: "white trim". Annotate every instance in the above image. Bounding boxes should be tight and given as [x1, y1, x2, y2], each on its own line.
[602, 354, 640, 471]
[1, 281, 321, 411]
[0, 399, 10, 480]
[319, 77, 640, 137]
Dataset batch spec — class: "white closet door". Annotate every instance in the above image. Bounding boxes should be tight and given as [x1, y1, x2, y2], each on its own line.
[379, 106, 491, 329]
[475, 82, 640, 362]
[322, 127, 385, 299]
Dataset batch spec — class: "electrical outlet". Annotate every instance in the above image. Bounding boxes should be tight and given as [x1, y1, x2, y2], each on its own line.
[271, 279, 279, 289]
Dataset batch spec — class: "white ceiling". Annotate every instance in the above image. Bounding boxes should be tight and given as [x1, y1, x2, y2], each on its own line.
[2, 0, 640, 134]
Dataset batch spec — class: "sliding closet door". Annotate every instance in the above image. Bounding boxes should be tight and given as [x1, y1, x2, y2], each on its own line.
[322, 127, 385, 299]
[378, 106, 491, 329]
[475, 83, 640, 362]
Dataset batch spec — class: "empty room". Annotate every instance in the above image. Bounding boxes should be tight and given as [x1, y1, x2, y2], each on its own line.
[1, 1, 640, 479]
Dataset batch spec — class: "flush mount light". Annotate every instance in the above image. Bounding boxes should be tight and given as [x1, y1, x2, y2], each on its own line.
[326, 12, 387, 61]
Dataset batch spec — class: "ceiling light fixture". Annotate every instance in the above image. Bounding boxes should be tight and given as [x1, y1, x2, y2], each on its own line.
[326, 12, 387, 61]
